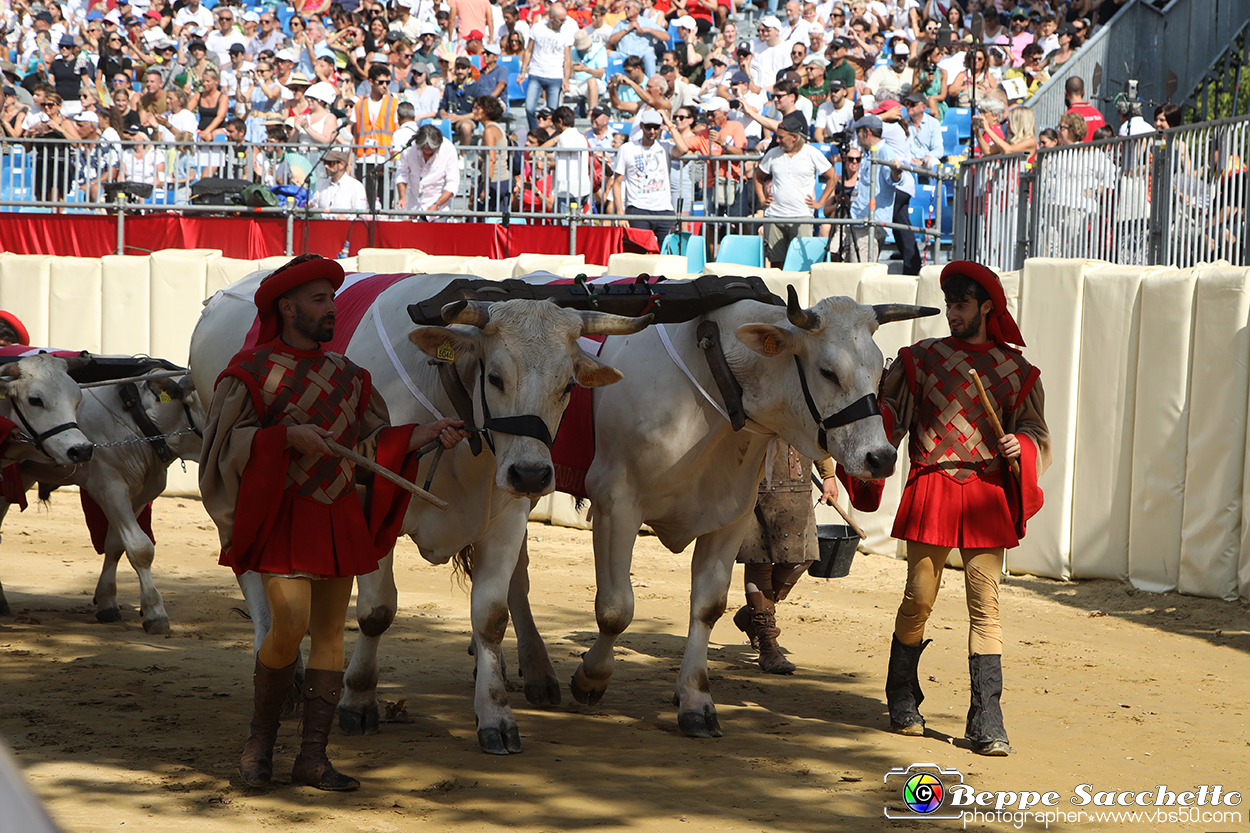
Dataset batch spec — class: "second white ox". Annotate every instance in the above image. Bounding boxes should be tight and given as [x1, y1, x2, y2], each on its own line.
[189, 271, 651, 754]
[559, 290, 935, 736]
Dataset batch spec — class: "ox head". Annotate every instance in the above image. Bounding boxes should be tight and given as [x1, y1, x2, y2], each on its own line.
[144, 375, 206, 463]
[0, 353, 95, 466]
[409, 299, 653, 498]
[735, 287, 937, 480]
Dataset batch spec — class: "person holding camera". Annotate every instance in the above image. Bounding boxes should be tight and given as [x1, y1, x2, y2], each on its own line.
[912, 43, 947, 122]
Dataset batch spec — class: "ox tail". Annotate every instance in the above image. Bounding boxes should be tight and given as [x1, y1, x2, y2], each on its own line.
[451, 544, 474, 585]
[37, 482, 59, 504]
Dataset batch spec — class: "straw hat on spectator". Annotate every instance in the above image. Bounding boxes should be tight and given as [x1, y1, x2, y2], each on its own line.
[286, 71, 312, 87]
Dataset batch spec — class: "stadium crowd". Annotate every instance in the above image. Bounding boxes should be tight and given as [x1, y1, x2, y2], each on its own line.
[1, 0, 1147, 264]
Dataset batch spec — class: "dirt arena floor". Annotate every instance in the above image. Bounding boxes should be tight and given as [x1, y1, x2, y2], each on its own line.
[1, 495, 1248, 833]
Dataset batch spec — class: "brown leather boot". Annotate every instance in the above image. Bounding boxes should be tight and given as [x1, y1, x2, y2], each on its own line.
[747, 590, 795, 674]
[732, 605, 759, 650]
[291, 668, 360, 791]
[239, 657, 297, 787]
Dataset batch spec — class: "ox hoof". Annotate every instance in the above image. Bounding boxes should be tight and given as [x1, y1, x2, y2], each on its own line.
[142, 616, 170, 635]
[569, 666, 608, 706]
[677, 705, 723, 739]
[338, 704, 380, 736]
[524, 675, 562, 708]
[477, 725, 523, 755]
[95, 607, 123, 624]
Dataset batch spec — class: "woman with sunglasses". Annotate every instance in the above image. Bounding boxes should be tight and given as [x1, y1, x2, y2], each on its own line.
[26, 93, 80, 209]
[96, 29, 134, 84]
[191, 67, 228, 141]
[669, 105, 708, 216]
[946, 45, 994, 112]
[503, 31, 526, 56]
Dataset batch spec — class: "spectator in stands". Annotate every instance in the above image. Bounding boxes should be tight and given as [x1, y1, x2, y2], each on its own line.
[472, 42, 510, 99]
[441, 56, 478, 143]
[395, 124, 461, 216]
[755, 111, 836, 267]
[905, 93, 943, 169]
[669, 104, 708, 213]
[750, 16, 789, 93]
[154, 88, 198, 143]
[71, 111, 117, 203]
[1154, 102, 1183, 133]
[549, 105, 593, 212]
[702, 96, 747, 216]
[912, 43, 947, 122]
[174, 0, 214, 38]
[353, 63, 399, 209]
[947, 45, 993, 110]
[311, 147, 368, 217]
[1043, 22, 1077, 72]
[404, 65, 442, 120]
[867, 41, 914, 106]
[821, 143, 859, 252]
[570, 29, 608, 114]
[1064, 76, 1106, 135]
[699, 54, 731, 99]
[798, 56, 828, 107]
[1005, 43, 1049, 98]
[97, 28, 134, 83]
[1057, 111, 1087, 144]
[247, 10, 284, 60]
[222, 117, 252, 179]
[192, 67, 228, 142]
[737, 78, 805, 146]
[606, 0, 667, 77]
[813, 78, 853, 143]
[503, 30, 528, 56]
[207, 6, 247, 66]
[519, 1, 577, 130]
[501, 5, 531, 47]
[584, 106, 613, 149]
[298, 82, 343, 145]
[1003, 8, 1034, 64]
[49, 35, 85, 102]
[608, 67, 662, 117]
[614, 109, 687, 244]
[848, 113, 902, 264]
[120, 125, 166, 187]
[1037, 127, 1059, 148]
[473, 95, 512, 211]
[978, 104, 1037, 158]
[27, 92, 80, 208]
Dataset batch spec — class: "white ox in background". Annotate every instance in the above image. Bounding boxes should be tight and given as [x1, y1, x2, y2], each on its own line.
[189, 271, 650, 754]
[554, 291, 936, 737]
[1, 375, 204, 634]
[0, 353, 96, 615]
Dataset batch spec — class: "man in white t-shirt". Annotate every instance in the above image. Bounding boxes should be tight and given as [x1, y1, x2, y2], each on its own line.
[206, 6, 247, 65]
[750, 16, 790, 93]
[312, 149, 368, 217]
[612, 109, 689, 247]
[518, 1, 577, 130]
[551, 105, 592, 213]
[173, 0, 213, 37]
[755, 112, 837, 267]
[813, 78, 854, 142]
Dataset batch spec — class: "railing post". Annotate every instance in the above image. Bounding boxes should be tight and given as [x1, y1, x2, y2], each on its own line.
[932, 171, 943, 266]
[568, 201, 578, 256]
[952, 163, 966, 261]
[116, 195, 126, 256]
[867, 147, 876, 263]
[1148, 136, 1169, 265]
[1015, 167, 1033, 270]
[285, 207, 294, 256]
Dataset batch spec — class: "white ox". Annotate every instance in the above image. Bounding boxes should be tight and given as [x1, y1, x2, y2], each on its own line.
[189, 271, 650, 754]
[0, 353, 96, 616]
[559, 291, 935, 736]
[2, 375, 204, 633]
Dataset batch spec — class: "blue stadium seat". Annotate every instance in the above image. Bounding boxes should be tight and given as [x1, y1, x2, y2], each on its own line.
[500, 55, 524, 104]
[606, 55, 625, 79]
[428, 118, 453, 140]
[667, 22, 678, 48]
[660, 231, 706, 273]
[782, 236, 831, 271]
[941, 124, 962, 156]
[713, 234, 764, 268]
[944, 107, 972, 138]
[609, 120, 628, 136]
[469, 55, 482, 69]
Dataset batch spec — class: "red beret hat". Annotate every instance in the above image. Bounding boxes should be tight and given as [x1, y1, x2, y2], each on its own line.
[939, 260, 1025, 348]
[0, 311, 30, 346]
[254, 256, 345, 343]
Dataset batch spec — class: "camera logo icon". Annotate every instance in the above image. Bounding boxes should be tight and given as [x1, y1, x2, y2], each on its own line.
[884, 763, 965, 820]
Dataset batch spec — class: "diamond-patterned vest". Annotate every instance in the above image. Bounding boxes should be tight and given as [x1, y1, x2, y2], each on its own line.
[234, 346, 366, 504]
[906, 338, 1031, 482]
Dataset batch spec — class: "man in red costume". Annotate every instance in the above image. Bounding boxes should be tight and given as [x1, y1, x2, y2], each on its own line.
[844, 260, 1050, 757]
[200, 254, 467, 791]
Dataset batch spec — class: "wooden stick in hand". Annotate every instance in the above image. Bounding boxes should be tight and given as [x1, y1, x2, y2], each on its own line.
[811, 472, 867, 540]
[967, 369, 1021, 479]
[325, 439, 449, 511]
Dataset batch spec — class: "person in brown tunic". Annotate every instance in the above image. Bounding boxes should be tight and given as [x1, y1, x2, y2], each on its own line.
[733, 442, 839, 674]
[200, 254, 467, 790]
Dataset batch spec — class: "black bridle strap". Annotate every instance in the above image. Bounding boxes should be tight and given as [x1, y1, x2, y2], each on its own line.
[119, 382, 174, 463]
[793, 355, 881, 452]
[184, 402, 203, 439]
[476, 361, 557, 453]
[10, 400, 79, 457]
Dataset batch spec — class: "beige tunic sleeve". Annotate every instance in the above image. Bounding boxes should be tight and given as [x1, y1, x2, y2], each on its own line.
[199, 376, 271, 551]
[1005, 377, 1052, 477]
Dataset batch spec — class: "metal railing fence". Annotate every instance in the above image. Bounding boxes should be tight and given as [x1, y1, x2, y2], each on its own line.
[952, 114, 1250, 270]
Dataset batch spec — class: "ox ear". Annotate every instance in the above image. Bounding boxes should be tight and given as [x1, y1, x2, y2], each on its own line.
[736, 323, 799, 358]
[572, 351, 624, 388]
[409, 326, 482, 363]
[146, 375, 184, 402]
[178, 375, 196, 397]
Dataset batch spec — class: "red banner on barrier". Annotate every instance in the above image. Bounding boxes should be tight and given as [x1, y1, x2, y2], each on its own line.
[0, 215, 658, 264]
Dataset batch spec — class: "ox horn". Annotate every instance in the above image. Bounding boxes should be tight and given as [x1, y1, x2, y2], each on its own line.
[872, 303, 942, 324]
[0, 362, 19, 380]
[63, 351, 94, 373]
[578, 310, 656, 336]
[786, 285, 821, 331]
[441, 299, 493, 328]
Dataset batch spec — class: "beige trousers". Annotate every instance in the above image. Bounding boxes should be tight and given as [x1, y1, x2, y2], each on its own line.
[894, 542, 1005, 656]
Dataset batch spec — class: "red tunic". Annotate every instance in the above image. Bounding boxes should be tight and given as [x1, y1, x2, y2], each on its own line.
[845, 337, 1049, 549]
[213, 339, 419, 577]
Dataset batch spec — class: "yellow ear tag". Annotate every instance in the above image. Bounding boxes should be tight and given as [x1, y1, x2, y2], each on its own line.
[762, 334, 779, 355]
[436, 342, 456, 362]
[158, 391, 173, 404]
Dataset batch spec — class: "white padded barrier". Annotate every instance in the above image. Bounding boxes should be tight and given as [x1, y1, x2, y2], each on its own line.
[101, 256, 152, 356]
[1128, 268, 1194, 594]
[0, 254, 51, 347]
[608, 252, 687, 276]
[356, 248, 425, 273]
[48, 256, 103, 354]
[1069, 265, 1146, 581]
[1181, 265, 1249, 602]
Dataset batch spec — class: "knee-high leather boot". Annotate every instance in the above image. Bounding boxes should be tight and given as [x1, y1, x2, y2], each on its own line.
[291, 668, 360, 791]
[747, 589, 795, 674]
[885, 634, 930, 735]
[966, 654, 1010, 756]
[239, 657, 297, 787]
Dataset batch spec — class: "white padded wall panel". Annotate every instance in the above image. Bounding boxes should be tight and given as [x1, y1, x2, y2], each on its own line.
[356, 248, 424, 273]
[207, 257, 261, 297]
[0, 254, 51, 346]
[1180, 265, 1249, 601]
[48, 257, 102, 353]
[101, 256, 152, 356]
[149, 250, 215, 367]
[1127, 268, 1193, 594]
[1069, 265, 1144, 580]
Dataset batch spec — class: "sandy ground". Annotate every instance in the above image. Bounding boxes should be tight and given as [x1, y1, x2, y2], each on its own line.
[1, 496, 1248, 833]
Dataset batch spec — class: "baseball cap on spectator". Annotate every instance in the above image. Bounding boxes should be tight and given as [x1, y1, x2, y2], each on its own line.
[144, 9, 161, 20]
[104, 9, 122, 24]
[709, 54, 726, 65]
[85, 10, 103, 21]
[35, 10, 53, 22]
[72, 111, 99, 124]
[830, 37, 850, 49]
[778, 111, 807, 135]
[803, 55, 826, 68]
[420, 22, 441, 36]
[903, 92, 925, 106]
[467, 29, 485, 41]
[828, 78, 845, 91]
[188, 40, 207, 52]
[385, 30, 404, 43]
[674, 15, 698, 31]
[305, 81, 336, 103]
[853, 114, 883, 132]
[871, 99, 901, 114]
[228, 43, 246, 54]
[735, 42, 751, 56]
[483, 42, 501, 55]
[1057, 22, 1076, 36]
[574, 29, 591, 51]
[58, 34, 76, 47]
[729, 69, 751, 84]
[1010, 7, 1028, 19]
[639, 110, 663, 125]
[276, 48, 300, 63]
[758, 14, 782, 29]
[893, 41, 911, 56]
[703, 96, 729, 112]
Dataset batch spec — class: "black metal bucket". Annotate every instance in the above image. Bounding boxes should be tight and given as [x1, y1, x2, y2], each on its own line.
[809, 524, 859, 578]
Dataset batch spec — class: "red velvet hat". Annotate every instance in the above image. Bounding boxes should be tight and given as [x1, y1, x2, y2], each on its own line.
[939, 260, 1025, 347]
[0, 311, 30, 346]
[254, 256, 345, 343]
